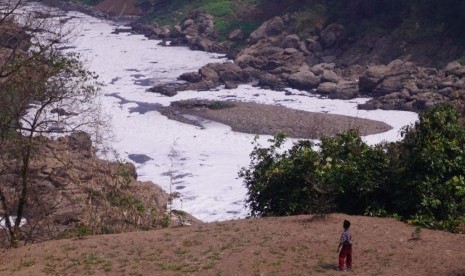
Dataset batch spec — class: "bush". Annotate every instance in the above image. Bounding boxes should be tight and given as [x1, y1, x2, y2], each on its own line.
[319, 130, 390, 215]
[201, 1, 234, 17]
[240, 104, 465, 232]
[239, 134, 332, 216]
[389, 104, 465, 224]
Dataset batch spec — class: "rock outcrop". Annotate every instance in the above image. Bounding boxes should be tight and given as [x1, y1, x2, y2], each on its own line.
[132, 10, 223, 52]
[357, 59, 465, 111]
[141, 10, 465, 114]
[0, 133, 198, 245]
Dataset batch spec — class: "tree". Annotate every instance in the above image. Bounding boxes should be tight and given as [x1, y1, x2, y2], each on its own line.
[0, 1, 103, 247]
[240, 104, 465, 232]
[389, 104, 465, 226]
[319, 130, 390, 215]
[239, 134, 333, 217]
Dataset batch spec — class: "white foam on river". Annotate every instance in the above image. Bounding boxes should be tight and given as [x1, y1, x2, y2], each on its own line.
[28, 4, 419, 222]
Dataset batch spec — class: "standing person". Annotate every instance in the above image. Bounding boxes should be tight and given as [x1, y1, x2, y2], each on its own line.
[338, 219, 352, 271]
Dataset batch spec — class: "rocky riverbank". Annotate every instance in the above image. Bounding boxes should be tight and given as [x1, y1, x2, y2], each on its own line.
[0, 133, 198, 246]
[45, 0, 465, 115]
[132, 11, 465, 115]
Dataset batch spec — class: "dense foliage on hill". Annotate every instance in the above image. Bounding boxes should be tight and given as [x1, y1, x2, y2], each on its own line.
[240, 104, 465, 232]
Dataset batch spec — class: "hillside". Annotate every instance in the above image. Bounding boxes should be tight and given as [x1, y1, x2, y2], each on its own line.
[1, 214, 464, 275]
[2, 2, 463, 275]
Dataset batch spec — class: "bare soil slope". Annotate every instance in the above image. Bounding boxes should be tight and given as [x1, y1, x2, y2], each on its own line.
[1, 214, 464, 275]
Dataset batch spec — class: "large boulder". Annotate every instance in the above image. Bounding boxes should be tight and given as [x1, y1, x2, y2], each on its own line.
[178, 71, 202, 83]
[147, 84, 179, 97]
[359, 60, 419, 96]
[287, 71, 321, 90]
[305, 38, 323, 53]
[258, 73, 282, 89]
[317, 81, 358, 99]
[215, 62, 248, 82]
[444, 61, 465, 77]
[359, 65, 388, 93]
[280, 34, 300, 49]
[310, 63, 336, 76]
[199, 66, 219, 83]
[228, 29, 245, 41]
[320, 23, 346, 48]
[321, 70, 340, 83]
[249, 16, 285, 43]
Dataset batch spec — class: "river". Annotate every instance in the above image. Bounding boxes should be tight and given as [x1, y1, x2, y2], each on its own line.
[27, 4, 418, 222]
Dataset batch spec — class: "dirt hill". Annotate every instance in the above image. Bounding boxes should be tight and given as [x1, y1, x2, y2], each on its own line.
[1, 214, 464, 275]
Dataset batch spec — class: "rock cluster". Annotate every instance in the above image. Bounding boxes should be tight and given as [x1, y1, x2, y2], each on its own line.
[359, 60, 465, 111]
[0, 133, 198, 244]
[132, 10, 223, 52]
[143, 12, 465, 113]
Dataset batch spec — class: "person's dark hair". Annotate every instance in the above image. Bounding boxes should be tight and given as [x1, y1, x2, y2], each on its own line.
[343, 220, 350, 229]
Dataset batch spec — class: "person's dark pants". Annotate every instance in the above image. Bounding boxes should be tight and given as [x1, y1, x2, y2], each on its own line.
[339, 245, 352, 270]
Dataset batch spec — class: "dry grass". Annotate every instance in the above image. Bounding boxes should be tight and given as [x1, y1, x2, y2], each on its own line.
[1, 214, 464, 275]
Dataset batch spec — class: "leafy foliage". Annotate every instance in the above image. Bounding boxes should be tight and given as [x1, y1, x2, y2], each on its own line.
[389, 104, 465, 224]
[240, 104, 465, 232]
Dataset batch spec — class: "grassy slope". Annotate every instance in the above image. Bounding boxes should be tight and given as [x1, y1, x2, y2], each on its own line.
[138, 0, 264, 39]
[1, 214, 464, 275]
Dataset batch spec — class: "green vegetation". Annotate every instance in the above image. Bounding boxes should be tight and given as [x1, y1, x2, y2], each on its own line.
[135, 0, 262, 39]
[201, 1, 234, 17]
[240, 104, 465, 232]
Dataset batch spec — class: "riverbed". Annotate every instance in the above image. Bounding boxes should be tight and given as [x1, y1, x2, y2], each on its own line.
[32, 5, 419, 222]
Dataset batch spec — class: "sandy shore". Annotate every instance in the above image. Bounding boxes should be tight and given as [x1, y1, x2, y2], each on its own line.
[161, 100, 392, 139]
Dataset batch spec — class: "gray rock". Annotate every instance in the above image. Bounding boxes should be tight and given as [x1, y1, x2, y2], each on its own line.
[199, 66, 219, 83]
[224, 81, 239, 89]
[317, 82, 338, 95]
[258, 73, 282, 89]
[320, 23, 345, 48]
[298, 41, 308, 52]
[444, 61, 465, 77]
[249, 16, 285, 43]
[182, 19, 195, 28]
[359, 65, 388, 93]
[284, 48, 299, 55]
[321, 70, 339, 83]
[305, 38, 322, 52]
[178, 72, 202, 83]
[287, 71, 321, 90]
[147, 84, 178, 97]
[317, 81, 358, 99]
[219, 64, 248, 82]
[280, 34, 300, 49]
[228, 29, 245, 41]
[310, 63, 336, 75]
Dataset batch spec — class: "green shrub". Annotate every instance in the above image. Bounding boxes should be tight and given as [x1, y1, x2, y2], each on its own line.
[201, 1, 234, 17]
[240, 134, 330, 216]
[240, 104, 465, 232]
[389, 104, 465, 225]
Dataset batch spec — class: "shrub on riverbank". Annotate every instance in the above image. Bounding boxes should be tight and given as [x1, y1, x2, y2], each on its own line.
[240, 104, 465, 232]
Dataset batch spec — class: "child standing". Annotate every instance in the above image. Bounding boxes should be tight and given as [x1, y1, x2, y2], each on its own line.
[338, 219, 352, 271]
